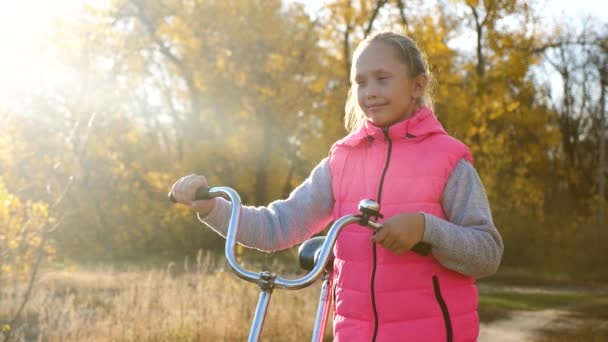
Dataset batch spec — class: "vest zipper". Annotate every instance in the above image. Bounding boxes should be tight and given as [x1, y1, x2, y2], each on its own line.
[370, 127, 393, 342]
[433, 275, 453, 342]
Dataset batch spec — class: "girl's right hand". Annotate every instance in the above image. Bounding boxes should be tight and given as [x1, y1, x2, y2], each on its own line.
[170, 174, 216, 216]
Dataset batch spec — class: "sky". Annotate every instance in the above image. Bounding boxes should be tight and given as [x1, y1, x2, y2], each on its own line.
[540, 0, 608, 20]
[291, 0, 608, 22]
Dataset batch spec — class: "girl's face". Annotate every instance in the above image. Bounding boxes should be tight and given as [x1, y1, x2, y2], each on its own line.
[352, 42, 425, 127]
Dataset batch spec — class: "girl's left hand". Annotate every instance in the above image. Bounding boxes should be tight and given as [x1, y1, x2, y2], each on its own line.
[371, 213, 425, 255]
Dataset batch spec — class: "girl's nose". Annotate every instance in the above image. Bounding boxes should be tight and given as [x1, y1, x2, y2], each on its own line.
[364, 84, 378, 98]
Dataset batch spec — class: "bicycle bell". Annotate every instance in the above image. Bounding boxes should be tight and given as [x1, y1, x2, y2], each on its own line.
[358, 199, 382, 218]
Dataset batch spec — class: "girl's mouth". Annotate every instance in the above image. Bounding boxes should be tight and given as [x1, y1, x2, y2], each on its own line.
[367, 103, 387, 112]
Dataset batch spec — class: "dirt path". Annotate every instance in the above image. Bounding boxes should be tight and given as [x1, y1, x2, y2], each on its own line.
[477, 284, 608, 341]
[479, 308, 568, 341]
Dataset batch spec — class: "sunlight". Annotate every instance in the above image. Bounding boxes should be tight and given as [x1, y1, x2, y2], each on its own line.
[0, 0, 109, 109]
[0, 1, 75, 71]
[0, 0, 75, 109]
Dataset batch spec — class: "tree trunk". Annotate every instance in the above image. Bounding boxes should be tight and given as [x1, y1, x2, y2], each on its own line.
[598, 61, 606, 228]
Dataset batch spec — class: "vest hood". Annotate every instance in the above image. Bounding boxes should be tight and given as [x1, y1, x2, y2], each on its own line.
[336, 106, 447, 147]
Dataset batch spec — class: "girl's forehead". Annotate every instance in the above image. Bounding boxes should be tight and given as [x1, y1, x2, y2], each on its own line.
[352, 42, 406, 75]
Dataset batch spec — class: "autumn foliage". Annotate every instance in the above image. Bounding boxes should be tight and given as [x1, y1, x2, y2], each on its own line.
[0, 0, 606, 284]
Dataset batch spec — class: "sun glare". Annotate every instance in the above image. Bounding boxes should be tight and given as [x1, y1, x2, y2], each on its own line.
[0, 0, 109, 109]
[0, 1, 73, 71]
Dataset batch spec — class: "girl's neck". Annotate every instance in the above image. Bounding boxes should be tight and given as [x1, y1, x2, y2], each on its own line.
[382, 104, 421, 128]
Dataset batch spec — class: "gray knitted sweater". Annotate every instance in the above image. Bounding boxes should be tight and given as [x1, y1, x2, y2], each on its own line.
[199, 158, 503, 279]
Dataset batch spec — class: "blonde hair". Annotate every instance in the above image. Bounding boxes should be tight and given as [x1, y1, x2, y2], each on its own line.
[344, 32, 435, 132]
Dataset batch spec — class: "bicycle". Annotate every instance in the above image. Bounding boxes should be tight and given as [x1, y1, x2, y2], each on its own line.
[169, 186, 429, 342]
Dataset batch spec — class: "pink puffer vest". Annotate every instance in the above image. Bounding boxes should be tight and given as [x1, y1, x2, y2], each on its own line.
[328, 107, 478, 342]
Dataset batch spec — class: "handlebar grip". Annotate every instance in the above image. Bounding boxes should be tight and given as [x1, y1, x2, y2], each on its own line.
[168, 187, 211, 203]
[411, 242, 431, 256]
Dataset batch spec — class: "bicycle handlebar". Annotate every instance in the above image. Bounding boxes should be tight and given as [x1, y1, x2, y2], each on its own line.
[211, 187, 382, 290]
[168, 186, 430, 289]
[168, 185, 430, 341]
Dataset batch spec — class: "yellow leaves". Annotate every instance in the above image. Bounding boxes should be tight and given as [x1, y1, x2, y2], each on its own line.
[505, 101, 520, 113]
[216, 55, 226, 70]
[488, 109, 503, 121]
[0, 178, 55, 279]
[127, 128, 139, 144]
[145, 171, 173, 192]
[44, 243, 57, 256]
[235, 71, 247, 87]
[258, 86, 276, 98]
[8, 239, 19, 250]
[30, 201, 50, 220]
[309, 76, 328, 94]
[0, 1, 596, 279]
[465, 120, 487, 141]
[264, 53, 286, 73]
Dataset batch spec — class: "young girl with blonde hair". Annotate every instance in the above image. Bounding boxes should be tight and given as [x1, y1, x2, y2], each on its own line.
[171, 32, 503, 342]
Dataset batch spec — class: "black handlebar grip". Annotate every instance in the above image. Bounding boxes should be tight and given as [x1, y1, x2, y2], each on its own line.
[168, 187, 211, 203]
[412, 242, 431, 256]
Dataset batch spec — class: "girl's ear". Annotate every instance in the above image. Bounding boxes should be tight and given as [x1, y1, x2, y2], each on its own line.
[412, 74, 428, 98]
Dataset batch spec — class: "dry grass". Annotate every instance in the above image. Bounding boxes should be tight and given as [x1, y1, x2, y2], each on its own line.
[5, 253, 606, 342]
[1, 252, 331, 341]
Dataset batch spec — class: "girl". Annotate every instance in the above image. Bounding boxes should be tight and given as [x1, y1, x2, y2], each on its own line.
[171, 32, 503, 342]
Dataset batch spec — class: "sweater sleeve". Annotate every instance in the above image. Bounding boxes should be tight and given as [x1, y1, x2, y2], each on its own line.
[198, 158, 334, 252]
[421, 159, 504, 279]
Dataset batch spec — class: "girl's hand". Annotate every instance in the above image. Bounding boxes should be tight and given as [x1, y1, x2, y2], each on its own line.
[371, 213, 425, 255]
[170, 174, 216, 216]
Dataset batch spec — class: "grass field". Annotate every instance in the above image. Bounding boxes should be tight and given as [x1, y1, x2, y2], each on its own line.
[2, 253, 329, 341]
[2, 254, 607, 341]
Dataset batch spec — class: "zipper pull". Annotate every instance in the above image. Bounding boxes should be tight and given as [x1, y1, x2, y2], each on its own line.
[382, 126, 390, 141]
